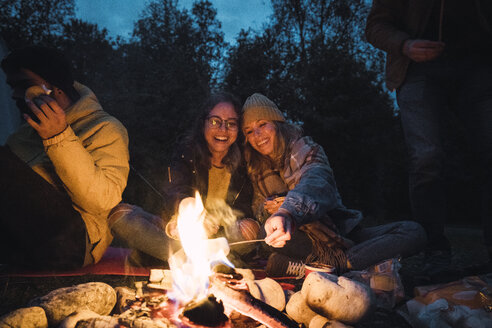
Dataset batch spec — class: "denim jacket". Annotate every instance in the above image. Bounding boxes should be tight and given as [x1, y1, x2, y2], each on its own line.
[254, 136, 362, 235]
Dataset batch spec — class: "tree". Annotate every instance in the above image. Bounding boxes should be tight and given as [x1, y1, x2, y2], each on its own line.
[0, 0, 75, 49]
[224, 0, 407, 219]
[114, 0, 227, 212]
[58, 19, 120, 101]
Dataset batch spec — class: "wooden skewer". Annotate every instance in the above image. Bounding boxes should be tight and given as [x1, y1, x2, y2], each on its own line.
[229, 239, 265, 246]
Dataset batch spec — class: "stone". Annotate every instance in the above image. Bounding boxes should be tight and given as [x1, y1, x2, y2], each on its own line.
[309, 315, 352, 328]
[235, 268, 255, 281]
[285, 291, 316, 326]
[246, 278, 285, 311]
[28, 282, 116, 326]
[301, 272, 373, 325]
[114, 287, 136, 314]
[58, 310, 101, 328]
[0, 306, 48, 328]
[74, 315, 175, 328]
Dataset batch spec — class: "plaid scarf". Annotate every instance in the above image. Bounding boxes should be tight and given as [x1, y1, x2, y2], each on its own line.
[252, 137, 354, 272]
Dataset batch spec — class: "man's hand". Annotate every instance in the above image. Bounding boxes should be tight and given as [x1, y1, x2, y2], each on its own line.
[402, 39, 445, 62]
[24, 95, 68, 139]
[264, 214, 292, 248]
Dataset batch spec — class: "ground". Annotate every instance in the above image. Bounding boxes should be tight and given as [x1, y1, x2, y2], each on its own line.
[0, 225, 489, 327]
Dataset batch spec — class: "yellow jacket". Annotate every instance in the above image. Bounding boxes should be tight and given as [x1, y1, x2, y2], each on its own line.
[7, 82, 129, 264]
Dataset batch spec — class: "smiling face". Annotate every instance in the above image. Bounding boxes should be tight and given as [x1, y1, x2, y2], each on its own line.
[204, 102, 239, 161]
[243, 119, 277, 159]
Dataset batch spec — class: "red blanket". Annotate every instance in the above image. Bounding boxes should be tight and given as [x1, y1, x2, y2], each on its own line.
[1, 247, 150, 277]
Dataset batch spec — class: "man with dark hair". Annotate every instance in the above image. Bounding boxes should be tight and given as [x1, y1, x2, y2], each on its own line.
[365, 1, 492, 278]
[0, 45, 129, 269]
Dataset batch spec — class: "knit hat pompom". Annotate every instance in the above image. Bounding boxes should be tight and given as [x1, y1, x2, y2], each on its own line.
[242, 93, 285, 128]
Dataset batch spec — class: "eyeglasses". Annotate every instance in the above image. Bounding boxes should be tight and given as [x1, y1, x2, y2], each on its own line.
[206, 116, 239, 131]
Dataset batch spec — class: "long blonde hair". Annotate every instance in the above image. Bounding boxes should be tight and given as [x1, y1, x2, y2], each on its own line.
[244, 121, 303, 177]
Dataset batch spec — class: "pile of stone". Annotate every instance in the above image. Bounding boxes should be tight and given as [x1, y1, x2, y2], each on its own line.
[286, 272, 374, 328]
[0, 282, 174, 328]
[0, 271, 375, 328]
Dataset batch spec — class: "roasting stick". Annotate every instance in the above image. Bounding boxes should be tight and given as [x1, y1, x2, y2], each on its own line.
[228, 239, 265, 246]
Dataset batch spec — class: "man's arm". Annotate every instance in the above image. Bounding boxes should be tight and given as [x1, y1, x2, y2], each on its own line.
[366, 0, 444, 62]
[365, 0, 410, 55]
[43, 117, 129, 214]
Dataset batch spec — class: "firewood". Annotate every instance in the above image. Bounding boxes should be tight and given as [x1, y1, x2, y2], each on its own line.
[209, 276, 298, 328]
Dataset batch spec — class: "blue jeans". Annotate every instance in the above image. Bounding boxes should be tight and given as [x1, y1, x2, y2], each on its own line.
[396, 53, 492, 252]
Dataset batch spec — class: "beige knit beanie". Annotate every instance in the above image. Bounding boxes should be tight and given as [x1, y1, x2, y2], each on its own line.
[242, 93, 285, 128]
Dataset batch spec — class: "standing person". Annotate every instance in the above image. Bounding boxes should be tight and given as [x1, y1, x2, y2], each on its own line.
[242, 93, 426, 276]
[109, 92, 256, 265]
[365, 0, 492, 275]
[0, 46, 129, 270]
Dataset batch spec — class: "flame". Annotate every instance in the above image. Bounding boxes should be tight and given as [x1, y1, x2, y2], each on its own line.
[168, 192, 233, 304]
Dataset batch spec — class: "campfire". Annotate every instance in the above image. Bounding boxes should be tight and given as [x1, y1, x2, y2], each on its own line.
[0, 192, 378, 328]
[122, 192, 297, 328]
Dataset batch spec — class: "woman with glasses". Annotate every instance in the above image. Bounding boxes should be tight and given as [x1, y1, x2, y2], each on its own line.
[164, 92, 255, 242]
[108, 92, 257, 266]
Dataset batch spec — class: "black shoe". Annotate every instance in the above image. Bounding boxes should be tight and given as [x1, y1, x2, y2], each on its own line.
[266, 253, 305, 279]
[415, 250, 462, 284]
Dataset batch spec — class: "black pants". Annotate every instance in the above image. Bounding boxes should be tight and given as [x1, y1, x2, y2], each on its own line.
[0, 146, 86, 270]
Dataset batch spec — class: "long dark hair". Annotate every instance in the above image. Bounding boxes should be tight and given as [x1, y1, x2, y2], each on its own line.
[183, 92, 242, 171]
[244, 121, 303, 177]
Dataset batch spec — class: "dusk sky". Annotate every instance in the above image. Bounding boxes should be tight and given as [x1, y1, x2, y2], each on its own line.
[75, 0, 273, 44]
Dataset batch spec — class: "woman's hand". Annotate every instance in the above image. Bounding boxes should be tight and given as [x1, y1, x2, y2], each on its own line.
[25, 95, 68, 139]
[264, 214, 292, 248]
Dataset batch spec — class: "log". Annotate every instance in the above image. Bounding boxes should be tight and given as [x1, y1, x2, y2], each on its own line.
[209, 276, 298, 328]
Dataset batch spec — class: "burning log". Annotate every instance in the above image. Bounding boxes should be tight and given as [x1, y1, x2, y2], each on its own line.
[209, 275, 298, 328]
[181, 295, 229, 327]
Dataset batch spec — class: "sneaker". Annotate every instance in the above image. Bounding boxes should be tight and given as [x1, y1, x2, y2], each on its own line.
[266, 253, 305, 279]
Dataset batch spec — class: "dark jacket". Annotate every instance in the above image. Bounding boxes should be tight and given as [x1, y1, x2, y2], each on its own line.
[164, 145, 253, 219]
[365, 0, 492, 91]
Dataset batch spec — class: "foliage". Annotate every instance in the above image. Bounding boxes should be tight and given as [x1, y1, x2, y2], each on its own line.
[116, 0, 226, 211]
[0, 0, 75, 48]
[224, 0, 406, 218]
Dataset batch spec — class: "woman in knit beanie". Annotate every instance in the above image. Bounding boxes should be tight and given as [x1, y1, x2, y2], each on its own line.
[242, 93, 427, 277]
